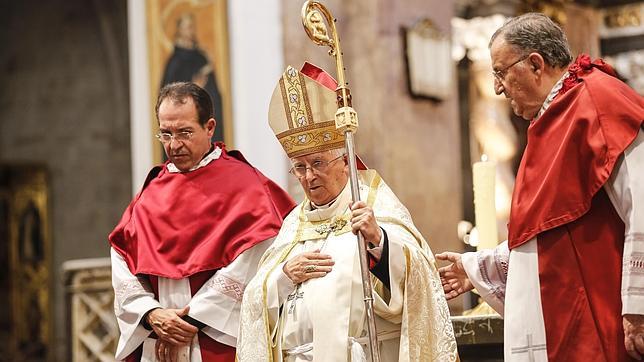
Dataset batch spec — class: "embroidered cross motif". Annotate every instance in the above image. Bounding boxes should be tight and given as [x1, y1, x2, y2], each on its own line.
[314, 218, 348, 236]
[510, 334, 546, 362]
[287, 285, 304, 314]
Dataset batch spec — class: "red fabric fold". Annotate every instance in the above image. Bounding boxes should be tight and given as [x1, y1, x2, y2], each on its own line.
[560, 55, 617, 95]
[300, 61, 338, 90]
[537, 189, 627, 361]
[508, 56, 643, 249]
[109, 144, 296, 279]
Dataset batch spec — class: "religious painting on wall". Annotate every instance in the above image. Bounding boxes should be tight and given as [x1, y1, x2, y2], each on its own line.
[146, 0, 233, 163]
[0, 165, 51, 361]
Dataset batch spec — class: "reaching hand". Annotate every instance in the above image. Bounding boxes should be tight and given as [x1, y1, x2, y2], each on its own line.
[146, 306, 198, 346]
[283, 250, 334, 284]
[435, 251, 474, 300]
[155, 338, 179, 362]
[624, 314, 644, 360]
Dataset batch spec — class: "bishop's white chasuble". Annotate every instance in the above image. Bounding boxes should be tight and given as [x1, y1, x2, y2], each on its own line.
[238, 170, 458, 362]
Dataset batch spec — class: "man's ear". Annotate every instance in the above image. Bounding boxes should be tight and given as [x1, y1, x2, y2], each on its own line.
[528, 52, 545, 74]
[205, 118, 216, 136]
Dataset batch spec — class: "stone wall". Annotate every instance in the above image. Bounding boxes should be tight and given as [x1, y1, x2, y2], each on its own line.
[0, 1, 131, 359]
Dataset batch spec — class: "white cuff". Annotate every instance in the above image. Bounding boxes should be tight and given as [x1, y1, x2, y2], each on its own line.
[275, 262, 296, 304]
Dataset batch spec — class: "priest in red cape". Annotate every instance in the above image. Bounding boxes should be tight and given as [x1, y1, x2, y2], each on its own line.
[437, 13, 644, 361]
[109, 82, 295, 362]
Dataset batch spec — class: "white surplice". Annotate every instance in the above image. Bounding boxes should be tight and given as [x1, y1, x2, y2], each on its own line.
[111, 237, 272, 361]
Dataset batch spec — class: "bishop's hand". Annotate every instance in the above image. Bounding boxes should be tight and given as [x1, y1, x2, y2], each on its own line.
[436, 251, 474, 300]
[283, 250, 334, 284]
[350, 201, 382, 247]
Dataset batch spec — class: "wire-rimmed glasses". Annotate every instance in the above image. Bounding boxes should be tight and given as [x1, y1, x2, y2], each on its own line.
[289, 154, 345, 178]
[492, 54, 529, 83]
[155, 131, 194, 144]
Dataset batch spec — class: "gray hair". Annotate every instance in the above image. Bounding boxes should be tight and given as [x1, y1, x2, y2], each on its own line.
[489, 13, 573, 68]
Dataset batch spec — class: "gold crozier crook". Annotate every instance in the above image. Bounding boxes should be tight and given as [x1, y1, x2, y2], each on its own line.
[301, 2, 381, 361]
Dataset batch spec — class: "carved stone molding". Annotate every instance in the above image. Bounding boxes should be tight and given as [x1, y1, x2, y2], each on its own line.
[600, 3, 644, 38]
[452, 15, 507, 62]
[63, 258, 117, 362]
[455, 0, 520, 19]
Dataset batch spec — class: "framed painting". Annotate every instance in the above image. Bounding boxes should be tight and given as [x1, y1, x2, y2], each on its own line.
[403, 18, 453, 101]
[146, 0, 233, 163]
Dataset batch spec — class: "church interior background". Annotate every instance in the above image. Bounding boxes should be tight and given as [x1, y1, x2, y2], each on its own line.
[0, 0, 642, 360]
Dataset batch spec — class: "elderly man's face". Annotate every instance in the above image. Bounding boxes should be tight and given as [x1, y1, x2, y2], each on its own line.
[490, 38, 544, 120]
[158, 97, 215, 172]
[291, 151, 349, 205]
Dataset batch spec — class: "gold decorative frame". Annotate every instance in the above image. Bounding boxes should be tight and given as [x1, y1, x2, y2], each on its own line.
[0, 165, 52, 360]
[146, 0, 233, 163]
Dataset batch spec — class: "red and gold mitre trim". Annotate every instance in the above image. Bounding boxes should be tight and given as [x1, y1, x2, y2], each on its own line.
[269, 63, 343, 158]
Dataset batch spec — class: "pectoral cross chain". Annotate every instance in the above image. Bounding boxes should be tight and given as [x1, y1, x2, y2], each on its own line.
[287, 285, 304, 314]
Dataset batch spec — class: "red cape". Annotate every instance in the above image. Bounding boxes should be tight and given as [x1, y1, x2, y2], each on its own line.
[538, 189, 627, 361]
[109, 144, 296, 279]
[508, 57, 643, 249]
[507, 56, 643, 361]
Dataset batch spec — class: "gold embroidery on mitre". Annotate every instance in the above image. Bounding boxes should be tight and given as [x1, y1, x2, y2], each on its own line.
[280, 66, 314, 130]
[276, 121, 345, 158]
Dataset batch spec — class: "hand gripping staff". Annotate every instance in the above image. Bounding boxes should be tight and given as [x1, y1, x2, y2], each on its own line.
[301, 2, 381, 361]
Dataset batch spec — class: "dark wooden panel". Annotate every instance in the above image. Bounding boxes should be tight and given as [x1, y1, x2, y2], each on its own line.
[601, 34, 644, 55]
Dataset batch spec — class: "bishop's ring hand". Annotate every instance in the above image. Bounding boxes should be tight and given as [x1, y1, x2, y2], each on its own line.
[283, 251, 334, 284]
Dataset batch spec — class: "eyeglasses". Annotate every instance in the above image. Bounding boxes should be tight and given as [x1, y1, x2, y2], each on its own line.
[155, 131, 194, 144]
[492, 55, 529, 82]
[289, 155, 345, 178]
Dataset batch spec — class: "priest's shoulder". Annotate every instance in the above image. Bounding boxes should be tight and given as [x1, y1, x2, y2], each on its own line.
[219, 147, 270, 181]
[583, 67, 642, 103]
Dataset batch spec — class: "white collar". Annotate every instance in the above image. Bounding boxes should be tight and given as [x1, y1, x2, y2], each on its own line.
[166, 146, 222, 173]
[303, 181, 351, 222]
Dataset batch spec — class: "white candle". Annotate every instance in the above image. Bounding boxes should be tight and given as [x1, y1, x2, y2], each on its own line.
[473, 155, 498, 250]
